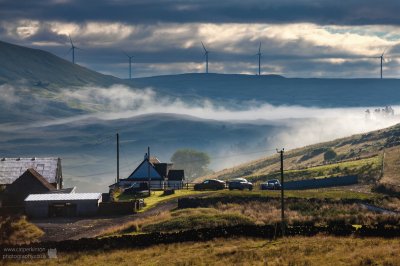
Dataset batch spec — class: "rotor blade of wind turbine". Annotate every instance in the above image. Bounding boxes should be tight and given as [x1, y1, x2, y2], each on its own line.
[69, 35, 74, 47]
[123, 51, 133, 58]
[201, 41, 207, 52]
[259, 42, 261, 52]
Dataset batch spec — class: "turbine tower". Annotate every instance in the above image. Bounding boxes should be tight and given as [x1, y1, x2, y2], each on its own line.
[201, 41, 209, 73]
[372, 49, 386, 79]
[68, 35, 78, 64]
[124, 52, 134, 79]
[257, 42, 262, 75]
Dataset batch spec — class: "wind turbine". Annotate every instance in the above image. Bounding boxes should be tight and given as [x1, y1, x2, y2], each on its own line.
[371, 49, 387, 79]
[256, 42, 262, 75]
[67, 35, 79, 64]
[201, 41, 209, 73]
[124, 52, 134, 79]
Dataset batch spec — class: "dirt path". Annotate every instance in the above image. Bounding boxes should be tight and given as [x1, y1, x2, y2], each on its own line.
[33, 199, 177, 242]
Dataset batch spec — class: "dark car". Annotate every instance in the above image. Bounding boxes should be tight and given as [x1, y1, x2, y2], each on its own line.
[261, 179, 282, 190]
[194, 179, 226, 190]
[228, 178, 253, 191]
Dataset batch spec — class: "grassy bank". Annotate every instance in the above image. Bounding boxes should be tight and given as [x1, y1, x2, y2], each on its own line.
[7, 236, 400, 265]
[0, 215, 44, 245]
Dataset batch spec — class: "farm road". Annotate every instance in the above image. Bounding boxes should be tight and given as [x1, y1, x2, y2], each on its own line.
[33, 199, 177, 242]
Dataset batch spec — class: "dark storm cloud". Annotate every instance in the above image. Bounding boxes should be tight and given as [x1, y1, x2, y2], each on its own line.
[1, 0, 400, 25]
[1, 0, 399, 78]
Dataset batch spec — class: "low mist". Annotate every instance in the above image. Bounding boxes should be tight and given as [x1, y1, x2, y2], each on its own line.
[1, 84, 400, 192]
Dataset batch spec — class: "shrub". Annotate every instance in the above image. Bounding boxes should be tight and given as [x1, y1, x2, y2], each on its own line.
[324, 149, 337, 161]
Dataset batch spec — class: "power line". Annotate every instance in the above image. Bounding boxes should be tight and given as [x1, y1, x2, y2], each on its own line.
[63, 158, 142, 178]
[61, 147, 283, 178]
[277, 148, 285, 237]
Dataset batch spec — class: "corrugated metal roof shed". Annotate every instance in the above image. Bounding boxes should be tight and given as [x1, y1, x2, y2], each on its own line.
[0, 157, 59, 184]
[25, 193, 102, 202]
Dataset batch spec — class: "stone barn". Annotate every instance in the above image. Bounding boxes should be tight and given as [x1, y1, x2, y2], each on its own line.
[0, 157, 63, 189]
[2, 168, 56, 206]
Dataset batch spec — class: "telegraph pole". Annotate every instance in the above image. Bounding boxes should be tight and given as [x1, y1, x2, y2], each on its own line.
[277, 148, 285, 236]
[147, 146, 151, 195]
[116, 133, 120, 184]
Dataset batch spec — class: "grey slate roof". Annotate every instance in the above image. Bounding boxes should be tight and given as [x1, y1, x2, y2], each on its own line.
[0, 157, 60, 185]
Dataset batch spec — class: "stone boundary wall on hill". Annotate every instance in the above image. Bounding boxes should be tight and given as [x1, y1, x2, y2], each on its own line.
[284, 175, 358, 190]
[1, 224, 399, 254]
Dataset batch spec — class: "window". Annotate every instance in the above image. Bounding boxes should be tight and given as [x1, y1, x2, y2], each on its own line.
[36, 164, 45, 175]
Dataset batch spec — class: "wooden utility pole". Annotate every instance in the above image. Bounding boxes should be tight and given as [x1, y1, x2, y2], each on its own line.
[148, 146, 151, 195]
[277, 148, 285, 236]
[116, 133, 120, 184]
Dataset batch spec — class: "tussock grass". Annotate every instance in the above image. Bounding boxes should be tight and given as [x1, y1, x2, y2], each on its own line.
[0, 215, 44, 245]
[7, 236, 400, 266]
[99, 211, 172, 237]
[142, 212, 253, 233]
[211, 201, 397, 226]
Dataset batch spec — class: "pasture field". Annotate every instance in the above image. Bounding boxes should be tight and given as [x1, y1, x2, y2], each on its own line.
[4, 236, 400, 266]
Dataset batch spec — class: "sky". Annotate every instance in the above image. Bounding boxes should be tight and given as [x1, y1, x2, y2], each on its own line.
[2, 0, 400, 78]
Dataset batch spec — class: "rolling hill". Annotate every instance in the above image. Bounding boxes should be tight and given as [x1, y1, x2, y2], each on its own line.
[130, 73, 400, 108]
[0, 40, 120, 88]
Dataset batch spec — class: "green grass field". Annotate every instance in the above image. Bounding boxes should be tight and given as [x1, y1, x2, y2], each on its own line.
[247, 155, 382, 183]
[117, 190, 208, 211]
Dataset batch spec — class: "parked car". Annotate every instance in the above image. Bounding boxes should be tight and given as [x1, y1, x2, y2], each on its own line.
[194, 179, 226, 190]
[228, 178, 253, 191]
[261, 179, 282, 190]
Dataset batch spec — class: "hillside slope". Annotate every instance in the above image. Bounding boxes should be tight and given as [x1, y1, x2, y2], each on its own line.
[0, 40, 121, 88]
[198, 123, 400, 184]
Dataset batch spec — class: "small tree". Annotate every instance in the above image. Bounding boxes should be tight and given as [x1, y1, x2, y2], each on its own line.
[324, 148, 337, 162]
[170, 149, 211, 181]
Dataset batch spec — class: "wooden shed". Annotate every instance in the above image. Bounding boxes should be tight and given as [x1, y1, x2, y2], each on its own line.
[25, 193, 102, 218]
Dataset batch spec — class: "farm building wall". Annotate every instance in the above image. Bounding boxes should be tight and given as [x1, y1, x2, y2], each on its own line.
[25, 198, 102, 218]
[76, 199, 101, 216]
[284, 175, 358, 190]
[25, 201, 49, 218]
[166, 180, 184, 189]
